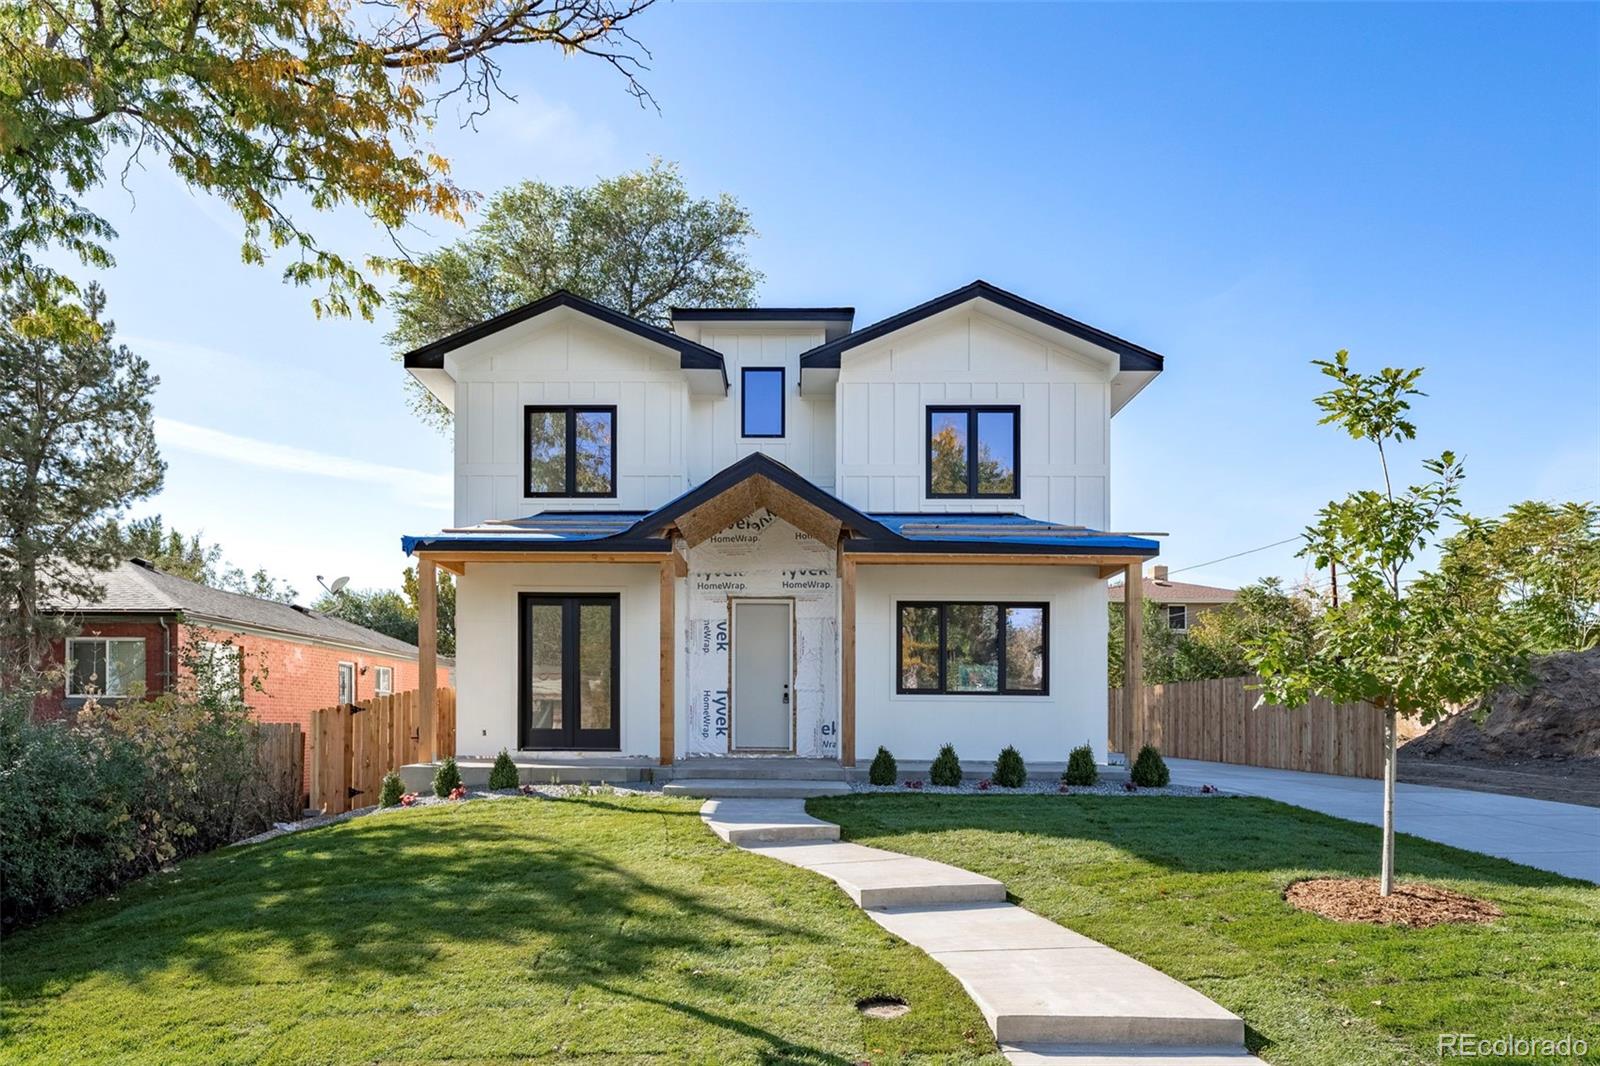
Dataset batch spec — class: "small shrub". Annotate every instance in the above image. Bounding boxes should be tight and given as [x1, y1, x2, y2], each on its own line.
[1130, 745, 1170, 788]
[1063, 744, 1098, 787]
[433, 756, 462, 798]
[993, 746, 1027, 788]
[868, 746, 898, 786]
[378, 771, 405, 808]
[488, 749, 519, 790]
[929, 743, 963, 787]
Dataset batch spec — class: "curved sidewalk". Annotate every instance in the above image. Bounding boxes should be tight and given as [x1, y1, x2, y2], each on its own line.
[702, 798, 1261, 1065]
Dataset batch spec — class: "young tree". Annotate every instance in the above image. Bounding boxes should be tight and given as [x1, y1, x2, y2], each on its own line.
[388, 161, 761, 427]
[1251, 353, 1526, 895]
[2, 0, 660, 317]
[0, 278, 163, 674]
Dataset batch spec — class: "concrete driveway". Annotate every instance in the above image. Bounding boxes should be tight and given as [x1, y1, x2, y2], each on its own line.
[1164, 758, 1599, 883]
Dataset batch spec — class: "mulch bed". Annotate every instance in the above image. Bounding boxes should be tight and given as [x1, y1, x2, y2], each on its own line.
[1284, 877, 1503, 927]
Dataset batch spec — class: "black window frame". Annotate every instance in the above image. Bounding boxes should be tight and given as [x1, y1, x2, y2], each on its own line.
[895, 600, 1049, 696]
[523, 404, 618, 499]
[925, 405, 1022, 499]
[517, 592, 622, 751]
[740, 367, 787, 439]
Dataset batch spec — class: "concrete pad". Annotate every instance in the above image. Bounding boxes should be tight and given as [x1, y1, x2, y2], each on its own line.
[698, 798, 840, 845]
[807, 855, 1007, 907]
[934, 947, 1244, 1046]
[1004, 1044, 1261, 1064]
[868, 901, 1100, 952]
[664, 778, 851, 799]
[744, 840, 907, 868]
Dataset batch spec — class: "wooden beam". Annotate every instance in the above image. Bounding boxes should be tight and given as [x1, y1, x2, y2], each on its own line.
[659, 556, 676, 767]
[850, 552, 1151, 567]
[1123, 560, 1144, 760]
[417, 555, 438, 763]
[839, 552, 856, 768]
[673, 474, 843, 548]
[671, 539, 688, 578]
[1099, 564, 1126, 579]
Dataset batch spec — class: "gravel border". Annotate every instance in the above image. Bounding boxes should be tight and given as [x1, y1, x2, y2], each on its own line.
[849, 780, 1219, 797]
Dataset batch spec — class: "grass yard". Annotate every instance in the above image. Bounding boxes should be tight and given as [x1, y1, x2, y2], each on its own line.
[0, 794, 1004, 1066]
[810, 794, 1600, 1066]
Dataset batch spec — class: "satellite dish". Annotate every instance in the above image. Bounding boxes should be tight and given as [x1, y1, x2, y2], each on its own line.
[330, 576, 350, 594]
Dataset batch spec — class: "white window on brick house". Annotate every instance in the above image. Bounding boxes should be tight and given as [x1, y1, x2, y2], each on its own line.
[374, 665, 393, 696]
[338, 661, 356, 704]
[66, 637, 146, 698]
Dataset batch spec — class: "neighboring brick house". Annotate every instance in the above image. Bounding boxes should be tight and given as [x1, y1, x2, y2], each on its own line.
[1107, 565, 1237, 633]
[36, 559, 451, 787]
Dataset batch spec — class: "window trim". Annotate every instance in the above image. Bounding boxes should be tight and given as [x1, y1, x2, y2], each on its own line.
[65, 636, 147, 698]
[895, 600, 1049, 696]
[925, 405, 1022, 499]
[373, 665, 394, 696]
[522, 404, 619, 499]
[337, 660, 356, 705]
[740, 366, 787, 439]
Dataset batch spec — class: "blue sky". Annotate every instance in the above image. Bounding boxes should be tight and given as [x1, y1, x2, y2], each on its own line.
[59, 2, 1599, 598]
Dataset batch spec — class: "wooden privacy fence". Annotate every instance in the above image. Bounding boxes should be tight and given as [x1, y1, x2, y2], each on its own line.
[310, 688, 456, 814]
[1109, 675, 1384, 779]
[254, 721, 305, 821]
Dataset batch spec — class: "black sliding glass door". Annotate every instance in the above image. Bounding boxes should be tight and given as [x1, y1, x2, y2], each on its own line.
[518, 593, 620, 750]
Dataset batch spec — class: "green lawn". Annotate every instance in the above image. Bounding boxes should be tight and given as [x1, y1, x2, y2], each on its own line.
[1, 795, 1004, 1065]
[809, 794, 1600, 1066]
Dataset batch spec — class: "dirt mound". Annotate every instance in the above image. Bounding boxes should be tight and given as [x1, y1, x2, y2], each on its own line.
[1285, 878, 1502, 927]
[1402, 648, 1600, 763]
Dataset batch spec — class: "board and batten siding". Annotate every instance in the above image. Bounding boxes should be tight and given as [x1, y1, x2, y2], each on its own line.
[688, 328, 836, 490]
[450, 314, 691, 526]
[834, 310, 1112, 528]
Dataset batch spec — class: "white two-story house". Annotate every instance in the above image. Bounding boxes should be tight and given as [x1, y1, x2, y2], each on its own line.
[402, 281, 1163, 772]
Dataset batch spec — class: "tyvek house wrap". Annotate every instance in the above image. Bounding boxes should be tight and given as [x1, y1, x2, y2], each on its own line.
[683, 509, 839, 758]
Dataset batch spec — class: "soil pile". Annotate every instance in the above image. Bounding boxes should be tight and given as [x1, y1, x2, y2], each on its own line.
[1403, 647, 1600, 763]
[1285, 878, 1502, 927]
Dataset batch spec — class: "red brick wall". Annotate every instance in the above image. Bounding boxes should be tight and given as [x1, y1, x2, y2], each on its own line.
[33, 619, 174, 722]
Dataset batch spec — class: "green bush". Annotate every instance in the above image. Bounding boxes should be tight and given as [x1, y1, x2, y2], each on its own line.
[1062, 744, 1098, 786]
[1130, 744, 1170, 788]
[993, 746, 1027, 788]
[379, 771, 405, 808]
[488, 749, 519, 790]
[433, 756, 463, 798]
[868, 746, 897, 786]
[929, 743, 963, 787]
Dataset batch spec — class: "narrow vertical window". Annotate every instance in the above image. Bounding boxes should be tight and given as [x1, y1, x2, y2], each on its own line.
[926, 406, 1020, 498]
[337, 661, 356, 704]
[741, 367, 785, 437]
[374, 666, 394, 696]
[524, 406, 616, 497]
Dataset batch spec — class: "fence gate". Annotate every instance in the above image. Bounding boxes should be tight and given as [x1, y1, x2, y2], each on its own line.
[310, 688, 456, 814]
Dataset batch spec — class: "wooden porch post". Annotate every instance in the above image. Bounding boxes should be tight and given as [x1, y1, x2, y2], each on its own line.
[839, 549, 856, 768]
[1122, 560, 1144, 759]
[417, 555, 438, 762]
[659, 548, 678, 767]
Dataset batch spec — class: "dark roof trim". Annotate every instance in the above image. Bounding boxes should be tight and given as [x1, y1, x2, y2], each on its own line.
[404, 535, 671, 554]
[798, 280, 1165, 373]
[624, 452, 897, 541]
[402, 290, 729, 387]
[843, 539, 1158, 558]
[669, 307, 855, 322]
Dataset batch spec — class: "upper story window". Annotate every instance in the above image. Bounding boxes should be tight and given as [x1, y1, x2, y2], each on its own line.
[741, 367, 786, 438]
[525, 406, 616, 497]
[926, 405, 1019, 498]
[67, 637, 146, 698]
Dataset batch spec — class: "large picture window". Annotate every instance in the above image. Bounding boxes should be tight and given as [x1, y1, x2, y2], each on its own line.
[66, 637, 146, 698]
[896, 601, 1047, 695]
[926, 405, 1020, 498]
[741, 367, 786, 438]
[524, 405, 616, 497]
[519, 593, 620, 750]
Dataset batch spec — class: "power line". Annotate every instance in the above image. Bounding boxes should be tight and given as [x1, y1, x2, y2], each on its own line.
[1165, 536, 1303, 577]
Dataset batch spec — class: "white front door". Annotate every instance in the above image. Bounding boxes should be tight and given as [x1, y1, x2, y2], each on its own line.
[731, 600, 793, 751]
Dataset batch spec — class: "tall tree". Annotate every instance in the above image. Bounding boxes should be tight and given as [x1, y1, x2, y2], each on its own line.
[388, 160, 761, 427]
[107, 515, 297, 603]
[312, 587, 418, 646]
[1250, 353, 1526, 895]
[2, 0, 659, 317]
[403, 564, 457, 656]
[0, 278, 163, 674]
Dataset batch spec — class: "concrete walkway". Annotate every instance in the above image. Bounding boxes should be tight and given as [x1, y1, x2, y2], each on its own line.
[702, 798, 1260, 1065]
[1164, 759, 1599, 883]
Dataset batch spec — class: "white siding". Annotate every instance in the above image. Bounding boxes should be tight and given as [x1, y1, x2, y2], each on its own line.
[453, 561, 662, 758]
[834, 310, 1113, 527]
[450, 313, 690, 525]
[855, 564, 1107, 762]
[687, 327, 833, 489]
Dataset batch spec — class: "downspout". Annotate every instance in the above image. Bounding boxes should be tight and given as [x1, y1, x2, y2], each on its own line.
[158, 616, 173, 696]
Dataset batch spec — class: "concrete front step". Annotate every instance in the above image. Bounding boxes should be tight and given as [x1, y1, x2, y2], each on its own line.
[700, 799, 841, 845]
[673, 758, 847, 782]
[1002, 1045, 1261, 1064]
[663, 778, 851, 798]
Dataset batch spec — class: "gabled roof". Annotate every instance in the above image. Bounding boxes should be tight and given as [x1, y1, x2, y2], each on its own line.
[47, 560, 431, 659]
[797, 280, 1165, 373]
[1108, 577, 1238, 605]
[401, 290, 730, 388]
[668, 307, 855, 322]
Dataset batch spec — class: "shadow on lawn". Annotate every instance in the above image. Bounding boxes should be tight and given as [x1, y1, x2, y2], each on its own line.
[807, 793, 1583, 891]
